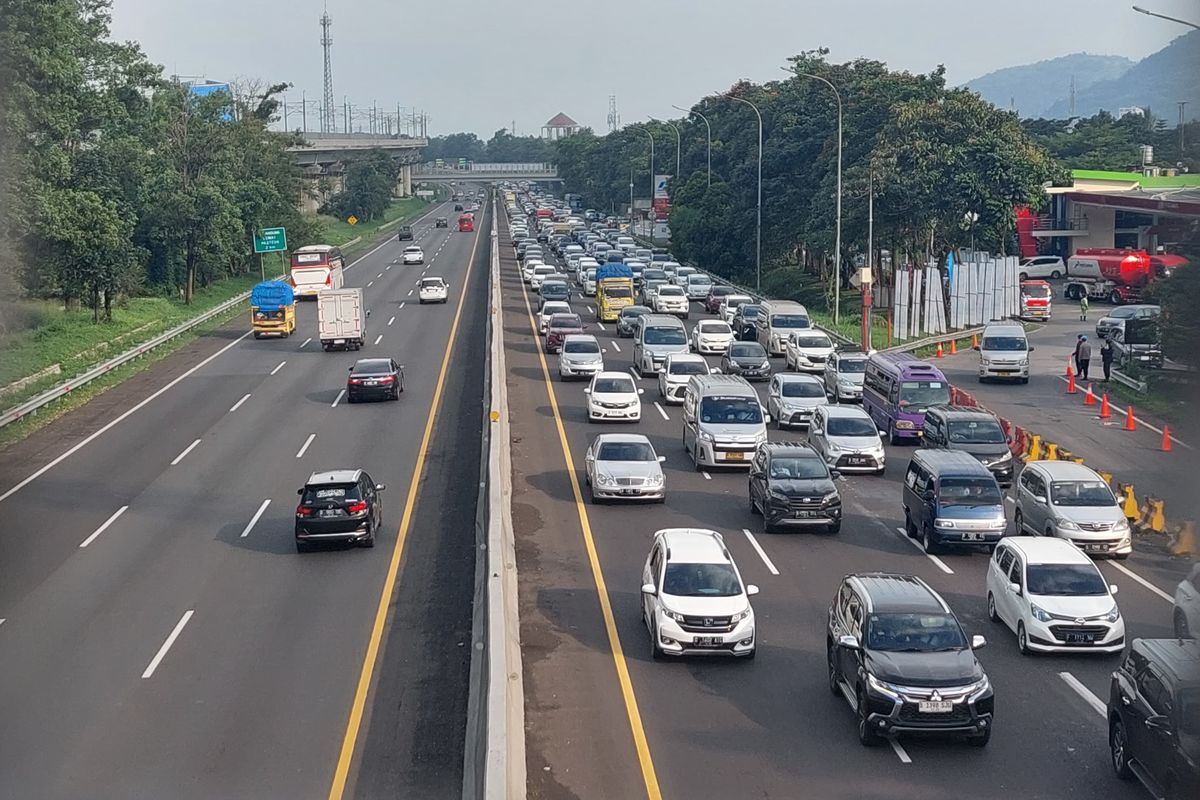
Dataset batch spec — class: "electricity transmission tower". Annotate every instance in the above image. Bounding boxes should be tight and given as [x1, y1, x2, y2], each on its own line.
[320, 3, 335, 132]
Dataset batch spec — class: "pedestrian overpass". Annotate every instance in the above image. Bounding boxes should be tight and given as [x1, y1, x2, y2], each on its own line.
[413, 162, 561, 182]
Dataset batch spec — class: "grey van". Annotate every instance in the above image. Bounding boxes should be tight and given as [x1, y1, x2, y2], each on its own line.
[902, 450, 1007, 555]
[632, 314, 690, 377]
[920, 407, 1015, 487]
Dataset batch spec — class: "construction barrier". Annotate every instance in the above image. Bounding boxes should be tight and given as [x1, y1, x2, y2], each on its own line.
[1135, 497, 1167, 535]
[1120, 484, 1139, 520]
[1171, 522, 1196, 557]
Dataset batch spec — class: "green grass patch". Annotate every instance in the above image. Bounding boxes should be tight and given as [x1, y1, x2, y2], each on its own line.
[1101, 367, 1193, 424]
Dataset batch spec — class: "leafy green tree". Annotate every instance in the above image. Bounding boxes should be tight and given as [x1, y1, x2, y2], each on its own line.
[322, 149, 397, 223]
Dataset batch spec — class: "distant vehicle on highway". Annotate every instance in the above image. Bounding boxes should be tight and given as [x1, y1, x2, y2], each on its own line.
[537, 301, 571, 335]
[653, 285, 690, 319]
[346, 358, 404, 403]
[827, 573, 993, 747]
[584, 433, 665, 503]
[1018, 280, 1053, 320]
[862, 353, 949, 444]
[748, 442, 842, 533]
[657, 353, 710, 405]
[691, 319, 734, 354]
[616, 305, 651, 338]
[975, 322, 1031, 384]
[453, 203, 464, 211]
[544, 313, 584, 354]
[294, 469, 386, 552]
[681, 374, 768, 469]
[633, 314, 689, 376]
[766, 373, 827, 428]
[318, 288, 367, 351]
[730, 303, 763, 341]
[418, 276, 449, 304]
[719, 294, 753, 324]
[704, 285, 736, 314]
[290, 244, 345, 299]
[434, 217, 448, 228]
[396, 225, 414, 241]
[721, 341, 772, 382]
[1095, 304, 1160, 340]
[558, 334, 604, 381]
[641, 528, 759, 659]
[784, 330, 835, 373]
[250, 281, 296, 339]
[823, 348, 867, 403]
[458, 213, 475, 232]
[401, 245, 425, 265]
[902, 450, 1007, 554]
[585, 371, 643, 422]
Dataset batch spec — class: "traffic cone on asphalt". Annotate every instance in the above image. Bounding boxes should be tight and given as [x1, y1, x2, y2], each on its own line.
[950, 338, 958, 355]
[1067, 367, 1076, 394]
[1162, 425, 1173, 452]
[1124, 406, 1136, 432]
[972, 334, 979, 349]
[936, 342, 945, 358]
[1084, 384, 1096, 405]
[1099, 393, 1111, 419]
[1065, 356, 1073, 377]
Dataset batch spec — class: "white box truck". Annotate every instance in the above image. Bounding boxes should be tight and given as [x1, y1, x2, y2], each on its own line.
[318, 288, 367, 351]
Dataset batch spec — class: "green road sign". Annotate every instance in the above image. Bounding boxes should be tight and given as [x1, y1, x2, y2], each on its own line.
[254, 227, 287, 253]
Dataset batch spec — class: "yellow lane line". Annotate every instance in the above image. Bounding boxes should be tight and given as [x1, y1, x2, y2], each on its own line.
[327, 197, 487, 800]
[507, 245, 663, 799]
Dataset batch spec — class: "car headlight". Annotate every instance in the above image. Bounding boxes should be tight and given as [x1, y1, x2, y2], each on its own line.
[1113, 517, 1130, 532]
[755, 431, 768, 444]
[1103, 605, 1121, 623]
[1019, 358, 1029, 366]
[895, 420, 914, 430]
[823, 491, 841, 506]
[1030, 603, 1053, 623]
[1057, 518, 1080, 531]
[867, 673, 903, 701]
[768, 489, 791, 502]
[730, 607, 753, 624]
[826, 443, 842, 454]
[698, 430, 715, 443]
[935, 519, 957, 528]
[597, 473, 616, 487]
[967, 675, 991, 702]
[648, 472, 664, 486]
[662, 607, 685, 623]
[838, 378, 856, 387]
[990, 451, 1013, 465]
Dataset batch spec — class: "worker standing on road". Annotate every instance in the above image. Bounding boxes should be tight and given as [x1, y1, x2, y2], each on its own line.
[1078, 293, 1089, 321]
[1078, 335, 1092, 381]
[1101, 336, 1114, 382]
[1074, 334, 1084, 373]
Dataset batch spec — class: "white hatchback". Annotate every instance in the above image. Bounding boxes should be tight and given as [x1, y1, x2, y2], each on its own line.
[691, 319, 734, 354]
[417, 277, 448, 304]
[784, 330, 835, 372]
[585, 371, 643, 422]
[401, 246, 424, 265]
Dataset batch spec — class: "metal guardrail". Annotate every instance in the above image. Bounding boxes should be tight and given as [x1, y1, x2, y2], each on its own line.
[880, 326, 987, 355]
[1111, 367, 1148, 393]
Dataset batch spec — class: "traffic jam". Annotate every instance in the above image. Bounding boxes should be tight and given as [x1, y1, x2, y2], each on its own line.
[502, 185, 1198, 797]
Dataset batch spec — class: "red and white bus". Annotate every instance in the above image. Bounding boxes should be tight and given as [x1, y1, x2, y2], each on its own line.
[458, 213, 475, 233]
[290, 245, 345, 298]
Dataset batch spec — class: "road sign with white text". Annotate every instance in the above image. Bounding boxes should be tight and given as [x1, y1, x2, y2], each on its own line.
[254, 227, 287, 253]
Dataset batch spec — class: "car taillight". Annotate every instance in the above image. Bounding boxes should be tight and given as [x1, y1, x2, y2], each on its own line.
[347, 501, 368, 514]
[290, 276, 297, 288]
[325, 273, 331, 286]
[349, 378, 361, 385]
[296, 505, 312, 517]
[378, 376, 395, 383]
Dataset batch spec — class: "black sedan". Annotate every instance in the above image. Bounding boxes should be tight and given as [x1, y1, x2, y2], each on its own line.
[346, 358, 404, 402]
[721, 342, 772, 381]
[731, 304, 763, 341]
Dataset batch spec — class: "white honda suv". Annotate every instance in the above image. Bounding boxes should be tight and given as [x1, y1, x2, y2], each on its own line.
[641, 528, 759, 659]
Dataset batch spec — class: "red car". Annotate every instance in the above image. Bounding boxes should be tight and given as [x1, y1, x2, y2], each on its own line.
[544, 313, 584, 354]
[704, 285, 737, 314]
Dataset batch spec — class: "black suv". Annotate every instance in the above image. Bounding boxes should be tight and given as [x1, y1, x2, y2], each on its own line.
[827, 573, 993, 747]
[396, 225, 413, 241]
[921, 406, 1015, 487]
[1109, 638, 1199, 800]
[435, 217, 448, 228]
[749, 443, 841, 533]
[295, 469, 386, 552]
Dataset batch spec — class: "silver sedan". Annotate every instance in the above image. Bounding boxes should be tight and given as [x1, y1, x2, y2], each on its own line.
[584, 433, 666, 504]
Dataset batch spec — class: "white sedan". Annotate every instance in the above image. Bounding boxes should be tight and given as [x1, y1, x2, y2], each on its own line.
[401, 245, 424, 265]
[691, 319, 734, 354]
[585, 371, 643, 422]
[418, 277, 448, 304]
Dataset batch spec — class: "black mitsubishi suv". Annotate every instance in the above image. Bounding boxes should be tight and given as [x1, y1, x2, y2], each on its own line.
[827, 573, 994, 747]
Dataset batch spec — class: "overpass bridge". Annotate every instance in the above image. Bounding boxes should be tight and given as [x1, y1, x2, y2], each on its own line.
[413, 162, 561, 182]
[287, 133, 428, 213]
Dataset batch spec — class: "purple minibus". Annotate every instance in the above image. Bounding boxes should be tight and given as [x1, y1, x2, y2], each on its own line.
[862, 353, 950, 444]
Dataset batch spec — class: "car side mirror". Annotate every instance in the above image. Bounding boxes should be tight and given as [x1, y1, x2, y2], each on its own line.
[746, 584, 760, 597]
[1110, 584, 1119, 595]
[710, 367, 720, 374]
[637, 388, 645, 395]
[657, 455, 666, 463]
[971, 634, 987, 649]
[1028, 345, 1035, 352]
[1034, 495, 1047, 505]
[348, 366, 354, 371]
[296, 488, 304, 495]
[656, 367, 665, 374]
[837, 634, 860, 651]
[830, 469, 841, 479]
[1009, 582, 1022, 595]
[366, 310, 372, 317]
[811, 427, 823, 435]
[640, 582, 657, 596]
[583, 387, 592, 394]
[923, 490, 935, 502]
[763, 413, 772, 424]
[375, 484, 387, 491]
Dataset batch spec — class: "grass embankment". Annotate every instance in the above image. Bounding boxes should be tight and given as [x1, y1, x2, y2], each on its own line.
[0, 195, 435, 438]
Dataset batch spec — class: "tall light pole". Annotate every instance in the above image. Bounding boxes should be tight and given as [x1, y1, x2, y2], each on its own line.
[723, 93, 763, 292]
[637, 125, 655, 234]
[673, 104, 711, 187]
[790, 68, 844, 325]
[1132, 5, 1200, 28]
[650, 117, 681, 180]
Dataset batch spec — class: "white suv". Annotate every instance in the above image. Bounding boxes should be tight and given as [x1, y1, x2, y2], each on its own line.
[657, 353, 710, 405]
[986, 536, 1125, 654]
[1018, 255, 1065, 281]
[641, 528, 759, 659]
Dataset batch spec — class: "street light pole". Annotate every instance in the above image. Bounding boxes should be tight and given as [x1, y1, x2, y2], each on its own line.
[724, 94, 763, 293]
[1132, 4, 1200, 28]
[793, 69, 844, 326]
[673, 104, 711, 187]
[637, 125, 655, 235]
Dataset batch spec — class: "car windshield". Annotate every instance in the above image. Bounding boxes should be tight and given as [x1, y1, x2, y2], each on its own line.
[725, 297, 750, 309]
[643, 270, 667, 282]
[689, 276, 712, 285]
[543, 284, 567, 295]
[772, 313, 810, 328]
[563, 340, 600, 354]
[698, 322, 731, 334]
[351, 359, 392, 374]
[659, 286, 684, 296]
[1050, 480, 1116, 507]
[670, 360, 708, 376]
[301, 483, 361, 505]
[781, 381, 825, 398]
[593, 377, 635, 393]
[769, 457, 828, 480]
[542, 304, 569, 316]
[662, 563, 742, 597]
[606, 286, 633, 298]
[865, 613, 967, 652]
[792, 335, 831, 349]
[982, 336, 1027, 351]
[621, 307, 649, 318]
[1110, 307, 1137, 319]
[420, 279, 444, 288]
[827, 416, 878, 437]
[1025, 564, 1108, 596]
[948, 420, 1006, 444]
[597, 442, 655, 461]
[700, 396, 763, 424]
[739, 306, 762, 319]
[730, 343, 767, 359]
[838, 357, 867, 374]
[549, 315, 581, 329]
[1022, 284, 1052, 299]
[898, 380, 950, 409]
[645, 326, 687, 345]
[710, 287, 733, 297]
[939, 477, 1003, 507]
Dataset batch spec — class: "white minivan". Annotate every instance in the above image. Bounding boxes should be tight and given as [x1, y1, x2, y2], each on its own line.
[681, 374, 769, 469]
[755, 300, 811, 357]
[975, 322, 1032, 383]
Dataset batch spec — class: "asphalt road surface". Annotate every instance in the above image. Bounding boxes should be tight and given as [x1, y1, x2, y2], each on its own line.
[498, 217, 1186, 800]
[0, 192, 490, 799]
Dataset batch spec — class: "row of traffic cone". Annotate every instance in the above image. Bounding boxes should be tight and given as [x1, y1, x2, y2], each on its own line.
[1068, 364, 1171, 450]
[933, 335, 977, 359]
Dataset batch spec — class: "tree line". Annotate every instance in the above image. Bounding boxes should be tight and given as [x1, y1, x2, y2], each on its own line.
[422, 129, 554, 165]
[0, 0, 323, 320]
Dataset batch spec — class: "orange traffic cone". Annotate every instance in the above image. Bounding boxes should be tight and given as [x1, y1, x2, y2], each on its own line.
[1099, 393, 1111, 419]
[1162, 425, 1173, 452]
[935, 342, 944, 359]
[1067, 367, 1076, 394]
[1065, 357, 1073, 377]
[1124, 406, 1136, 431]
[1084, 384, 1096, 405]
[971, 334, 979, 349]
[949, 338, 958, 355]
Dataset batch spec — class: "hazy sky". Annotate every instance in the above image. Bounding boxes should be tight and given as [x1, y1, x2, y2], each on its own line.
[110, 0, 1192, 136]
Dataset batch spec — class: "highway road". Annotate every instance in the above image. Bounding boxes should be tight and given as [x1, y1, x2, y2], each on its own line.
[498, 215, 1190, 800]
[0, 193, 490, 798]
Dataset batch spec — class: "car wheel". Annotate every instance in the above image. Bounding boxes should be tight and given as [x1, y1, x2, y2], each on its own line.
[1110, 719, 1134, 779]
[987, 592, 1000, 623]
[856, 688, 883, 746]
[650, 625, 666, 661]
[763, 516, 774, 535]
[1110, 289, 1122, 305]
[347, 393, 358, 404]
[1049, 269, 1062, 280]
[361, 528, 376, 548]
[749, 488, 760, 515]
[1014, 509, 1024, 535]
[827, 645, 842, 696]
[923, 525, 941, 555]
[296, 541, 312, 554]
[1174, 607, 1191, 639]
[590, 484, 601, 504]
[967, 727, 992, 748]
[832, 385, 841, 404]
[1017, 622, 1032, 655]
[904, 510, 917, 538]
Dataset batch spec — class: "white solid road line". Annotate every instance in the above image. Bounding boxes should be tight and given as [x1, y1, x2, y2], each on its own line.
[654, 402, 670, 421]
[170, 438, 202, 466]
[79, 505, 129, 548]
[1108, 561, 1174, 603]
[1059, 671, 1106, 718]
[300, 337, 312, 348]
[373, 334, 383, 345]
[331, 389, 346, 408]
[894, 527, 955, 575]
[741, 529, 780, 576]
[295, 433, 316, 459]
[0, 331, 252, 504]
[889, 739, 913, 764]
[388, 315, 396, 326]
[367, 280, 374, 288]
[141, 609, 194, 679]
[610, 341, 621, 352]
[239, 499, 271, 538]
[399, 302, 406, 309]
[270, 360, 286, 376]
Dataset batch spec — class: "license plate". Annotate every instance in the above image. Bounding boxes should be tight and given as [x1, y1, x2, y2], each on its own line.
[1065, 632, 1094, 643]
[961, 532, 983, 541]
[318, 509, 342, 518]
[334, 339, 345, 344]
[794, 510, 821, 519]
[620, 489, 638, 496]
[723, 451, 745, 461]
[693, 637, 723, 647]
[848, 457, 870, 465]
[1084, 544, 1106, 552]
[918, 700, 953, 714]
[364, 380, 377, 386]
